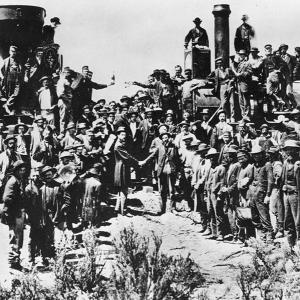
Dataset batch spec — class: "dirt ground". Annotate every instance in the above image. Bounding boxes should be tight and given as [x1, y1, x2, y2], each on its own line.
[0, 206, 255, 299]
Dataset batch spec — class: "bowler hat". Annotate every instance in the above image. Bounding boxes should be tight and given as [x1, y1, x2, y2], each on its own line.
[264, 44, 272, 49]
[250, 47, 259, 52]
[193, 17, 202, 23]
[50, 17, 61, 24]
[205, 148, 219, 158]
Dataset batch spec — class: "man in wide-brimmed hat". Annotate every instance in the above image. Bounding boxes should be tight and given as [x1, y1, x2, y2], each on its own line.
[184, 17, 209, 49]
[247, 145, 274, 240]
[234, 14, 255, 53]
[281, 140, 300, 247]
[2, 160, 28, 270]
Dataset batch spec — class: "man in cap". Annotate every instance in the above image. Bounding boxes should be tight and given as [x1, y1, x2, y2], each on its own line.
[234, 14, 255, 53]
[232, 49, 253, 119]
[42, 17, 61, 45]
[174, 121, 197, 154]
[2, 160, 28, 270]
[248, 145, 274, 240]
[0, 45, 23, 114]
[235, 119, 257, 149]
[184, 17, 209, 49]
[281, 140, 300, 248]
[255, 123, 277, 151]
[218, 131, 237, 164]
[78, 105, 95, 128]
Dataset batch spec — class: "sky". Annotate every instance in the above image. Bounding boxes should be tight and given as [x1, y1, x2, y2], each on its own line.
[5, 0, 300, 101]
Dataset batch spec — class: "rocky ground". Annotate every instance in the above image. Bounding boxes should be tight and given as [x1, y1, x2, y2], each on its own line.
[0, 191, 259, 299]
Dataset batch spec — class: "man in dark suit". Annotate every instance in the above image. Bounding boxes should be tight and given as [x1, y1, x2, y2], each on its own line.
[234, 15, 255, 53]
[42, 17, 61, 45]
[184, 17, 209, 49]
[71, 66, 115, 122]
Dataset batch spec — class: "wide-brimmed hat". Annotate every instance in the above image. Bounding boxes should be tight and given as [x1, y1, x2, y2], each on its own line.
[188, 140, 200, 148]
[279, 43, 288, 51]
[193, 17, 202, 23]
[4, 135, 16, 145]
[196, 143, 210, 153]
[50, 17, 61, 24]
[205, 148, 219, 158]
[251, 145, 264, 154]
[14, 123, 29, 133]
[282, 140, 300, 149]
[40, 166, 56, 175]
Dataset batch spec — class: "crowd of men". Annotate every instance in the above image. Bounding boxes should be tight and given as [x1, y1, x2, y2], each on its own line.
[1, 14, 300, 272]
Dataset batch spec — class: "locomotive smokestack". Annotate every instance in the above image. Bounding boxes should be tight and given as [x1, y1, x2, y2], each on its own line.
[212, 4, 231, 67]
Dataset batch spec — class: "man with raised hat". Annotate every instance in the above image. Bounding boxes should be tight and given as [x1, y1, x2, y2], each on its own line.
[2, 160, 28, 270]
[204, 148, 220, 239]
[248, 145, 274, 240]
[234, 14, 255, 53]
[281, 140, 300, 248]
[184, 17, 209, 49]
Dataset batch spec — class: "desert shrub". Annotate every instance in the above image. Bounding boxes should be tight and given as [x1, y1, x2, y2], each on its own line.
[107, 224, 205, 300]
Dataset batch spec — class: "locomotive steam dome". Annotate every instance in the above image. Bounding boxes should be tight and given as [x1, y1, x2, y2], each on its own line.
[0, 5, 45, 59]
